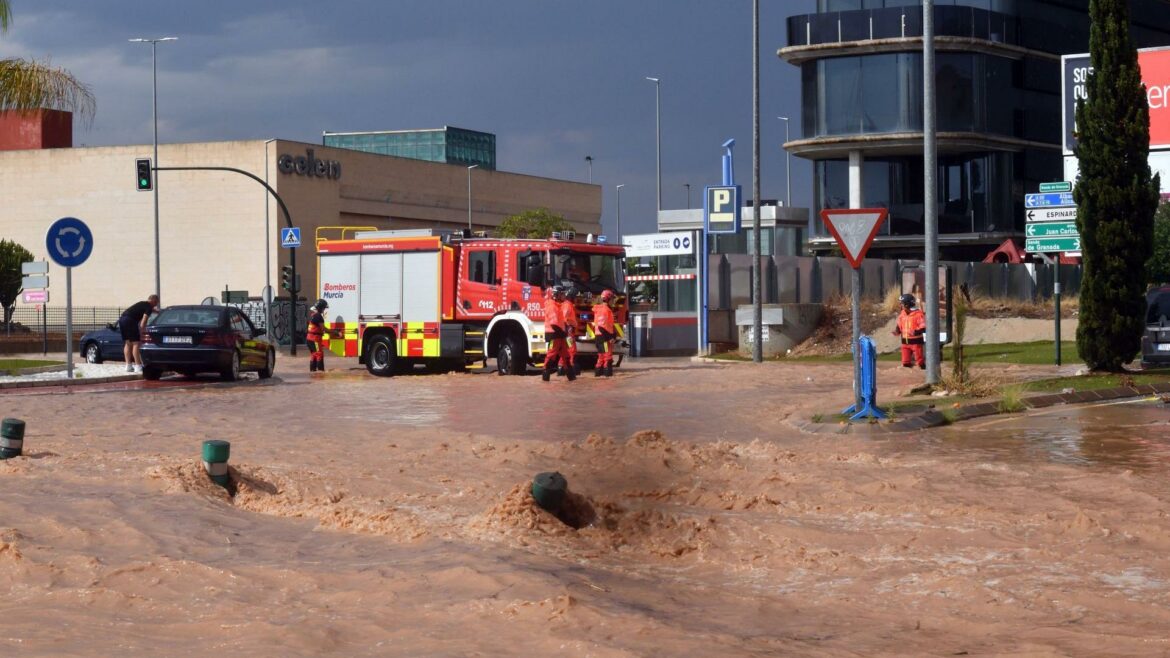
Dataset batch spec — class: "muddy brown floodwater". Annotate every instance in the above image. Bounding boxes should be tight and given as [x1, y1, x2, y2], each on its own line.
[3, 357, 1170, 656]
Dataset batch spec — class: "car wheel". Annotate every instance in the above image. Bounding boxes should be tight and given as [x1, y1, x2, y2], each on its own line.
[366, 335, 397, 377]
[142, 366, 163, 381]
[258, 349, 275, 379]
[84, 342, 103, 364]
[496, 333, 526, 376]
[221, 351, 241, 382]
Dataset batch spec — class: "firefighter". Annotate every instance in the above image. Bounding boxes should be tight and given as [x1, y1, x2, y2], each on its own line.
[542, 286, 576, 382]
[592, 289, 617, 377]
[560, 287, 581, 376]
[307, 298, 329, 372]
[892, 293, 926, 369]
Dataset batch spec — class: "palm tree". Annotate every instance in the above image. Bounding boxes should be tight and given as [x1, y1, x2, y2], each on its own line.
[0, 2, 95, 120]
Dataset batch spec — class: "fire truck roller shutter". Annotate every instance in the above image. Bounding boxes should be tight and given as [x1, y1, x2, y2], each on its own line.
[401, 252, 441, 323]
[360, 253, 403, 318]
[319, 253, 360, 357]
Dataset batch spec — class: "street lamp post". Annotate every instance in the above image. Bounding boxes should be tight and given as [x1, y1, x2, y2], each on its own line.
[129, 36, 177, 299]
[615, 184, 625, 243]
[263, 138, 277, 332]
[646, 77, 661, 213]
[777, 116, 792, 208]
[585, 155, 593, 184]
[467, 164, 479, 231]
[685, 183, 691, 209]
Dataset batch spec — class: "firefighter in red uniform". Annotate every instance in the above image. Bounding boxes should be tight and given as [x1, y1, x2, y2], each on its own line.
[592, 289, 617, 377]
[560, 287, 581, 376]
[307, 298, 329, 372]
[892, 293, 926, 369]
[542, 286, 576, 382]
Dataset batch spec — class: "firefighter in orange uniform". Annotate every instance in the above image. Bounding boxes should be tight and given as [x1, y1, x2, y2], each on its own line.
[892, 293, 926, 369]
[307, 298, 329, 372]
[560, 287, 581, 376]
[542, 286, 576, 382]
[592, 289, 617, 377]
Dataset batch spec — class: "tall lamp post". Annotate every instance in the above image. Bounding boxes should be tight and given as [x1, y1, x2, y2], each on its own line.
[585, 155, 593, 184]
[777, 116, 792, 208]
[467, 164, 479, 231]
[645, 77, 661, 213]
[615, 184, 625, 243]
[129, 36, 177, 299]
[684, 183, 691, 209]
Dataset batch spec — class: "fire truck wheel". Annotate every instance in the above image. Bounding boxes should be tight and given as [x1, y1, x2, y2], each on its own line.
[366, 335, 397, 377]
[496, 334, 526, 376]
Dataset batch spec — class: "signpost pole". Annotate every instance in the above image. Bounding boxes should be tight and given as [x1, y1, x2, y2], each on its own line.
[1054, 259, 1062, 366]
[41, 304, 47, 356]
[695, 229, 703, 357]
[65, 267, 73, 380]
[851, 267, 862, 412]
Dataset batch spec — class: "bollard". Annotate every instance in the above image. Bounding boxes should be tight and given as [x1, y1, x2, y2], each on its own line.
[201, 439, 231, 488]
[1, 418, 25, 459]
[842, 336, 887, 421]
[531, 472, 568, 514]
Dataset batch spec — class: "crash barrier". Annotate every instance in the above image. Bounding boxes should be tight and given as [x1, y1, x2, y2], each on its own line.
[842, 336, 886, 422]
[1, 418, 24, 459]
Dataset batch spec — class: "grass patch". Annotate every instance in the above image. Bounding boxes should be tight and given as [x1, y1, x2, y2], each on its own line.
[0, 358, 60, 375]
[1021, 371, 1170, 393]
[998, 385, 1027, 413]
[943, 341, 1080, 365]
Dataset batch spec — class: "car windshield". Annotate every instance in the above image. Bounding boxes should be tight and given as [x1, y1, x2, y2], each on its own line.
[1148, 292, 1170, 324]
[553, 251, 623, 294]
[155, 308, 221, 327]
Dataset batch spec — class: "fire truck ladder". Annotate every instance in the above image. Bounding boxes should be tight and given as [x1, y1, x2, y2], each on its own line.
[463, 329, 487, 370]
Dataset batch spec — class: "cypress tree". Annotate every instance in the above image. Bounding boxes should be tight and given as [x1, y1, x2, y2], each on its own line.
[1074, 0, 1161, 372]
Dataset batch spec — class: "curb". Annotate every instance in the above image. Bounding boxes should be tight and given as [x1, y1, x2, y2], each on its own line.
[795, 381, 1170, 435]
[0, 373, 141, 391]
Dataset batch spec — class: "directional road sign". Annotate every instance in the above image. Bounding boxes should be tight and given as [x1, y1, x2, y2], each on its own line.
[1026, 237, 1081, 253]
[1025, 191, 1076, 208]
[21, 275, 48, 289]
[45, 217, 94, 268]
[1039, 181, 1072, 193]
[820, 208, 889, 269]
[280, 227, 302, 248]
[22, 290, 48, 304]
[21, 261, 47, 275]
[1025, 221, 1079, 238]
[1026, 206, 1078, 223]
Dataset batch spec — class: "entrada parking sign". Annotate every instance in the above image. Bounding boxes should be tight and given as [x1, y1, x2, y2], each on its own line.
[704, 185, 741, 234]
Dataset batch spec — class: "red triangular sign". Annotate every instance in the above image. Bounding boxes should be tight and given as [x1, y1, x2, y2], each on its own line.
[820, 208, 889, 269]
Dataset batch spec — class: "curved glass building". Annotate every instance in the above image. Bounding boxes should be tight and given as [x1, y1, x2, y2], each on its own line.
[782, 0, 1170, 260]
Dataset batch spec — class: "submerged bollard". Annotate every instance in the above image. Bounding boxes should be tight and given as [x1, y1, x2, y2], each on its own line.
[1, 418, 25, 459]
[201, 439, 231, 488]
[531, 472, 568, 514]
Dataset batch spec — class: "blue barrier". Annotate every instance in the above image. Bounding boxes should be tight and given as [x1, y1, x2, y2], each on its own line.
[842, 335, 887, 421]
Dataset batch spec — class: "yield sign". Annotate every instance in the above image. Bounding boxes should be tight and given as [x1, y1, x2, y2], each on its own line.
[820, 208, 889, 269]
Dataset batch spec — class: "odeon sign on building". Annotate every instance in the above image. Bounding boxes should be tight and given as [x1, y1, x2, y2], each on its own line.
[278, 148, 342, 180]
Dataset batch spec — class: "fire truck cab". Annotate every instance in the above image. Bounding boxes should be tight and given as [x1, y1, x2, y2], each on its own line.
[316, 229, 627, 376]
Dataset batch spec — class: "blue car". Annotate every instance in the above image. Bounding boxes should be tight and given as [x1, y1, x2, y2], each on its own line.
[79, 322, 125, 363]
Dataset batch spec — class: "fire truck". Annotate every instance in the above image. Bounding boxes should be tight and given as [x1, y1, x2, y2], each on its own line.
[316, 229, 628, 376]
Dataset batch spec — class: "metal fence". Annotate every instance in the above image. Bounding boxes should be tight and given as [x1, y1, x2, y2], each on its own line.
[3, 306, 125, 335]
[707, 255, 1082, 310]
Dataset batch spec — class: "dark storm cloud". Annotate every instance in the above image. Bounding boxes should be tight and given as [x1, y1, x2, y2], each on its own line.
[2, 0, 816, 237]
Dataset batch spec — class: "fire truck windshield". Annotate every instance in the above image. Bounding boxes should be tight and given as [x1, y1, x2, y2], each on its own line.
[552, 251, 624, 295]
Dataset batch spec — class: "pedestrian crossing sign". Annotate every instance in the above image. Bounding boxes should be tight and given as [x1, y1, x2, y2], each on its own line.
[280, 227, 302, 248]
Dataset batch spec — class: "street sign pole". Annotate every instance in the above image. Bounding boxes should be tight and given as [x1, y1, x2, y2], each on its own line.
[1055, 262, 1062, 366]
[852, 268, 862, 412]
[65, 267, 73, 379]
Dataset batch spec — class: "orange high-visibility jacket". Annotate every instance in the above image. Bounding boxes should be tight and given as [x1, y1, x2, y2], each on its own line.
[544, 297, 564, 332]
[592, 303, 615, 335]
[896, 308, 926, 344]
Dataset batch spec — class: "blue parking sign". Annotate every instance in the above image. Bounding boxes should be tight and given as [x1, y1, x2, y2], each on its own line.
[705, 185, 741, 234]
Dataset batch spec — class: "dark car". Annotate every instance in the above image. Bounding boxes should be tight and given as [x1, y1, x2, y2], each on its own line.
[1140, 286, 1170, 369]
[79, 322, 125, 363]
[141, 305, 275, 381]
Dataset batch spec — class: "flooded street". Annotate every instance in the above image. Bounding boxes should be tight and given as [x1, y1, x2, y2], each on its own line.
[3, 357, 1170, 656]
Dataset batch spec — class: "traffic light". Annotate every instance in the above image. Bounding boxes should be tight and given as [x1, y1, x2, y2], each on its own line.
[281, 265, 293, 291]
[135, 158, 153, 191]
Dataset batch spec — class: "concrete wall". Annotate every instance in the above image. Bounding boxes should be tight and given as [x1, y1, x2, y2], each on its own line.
[1, 139, 601, 307]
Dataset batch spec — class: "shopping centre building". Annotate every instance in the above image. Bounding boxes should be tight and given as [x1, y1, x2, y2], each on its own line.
[0, 114, 600, 308]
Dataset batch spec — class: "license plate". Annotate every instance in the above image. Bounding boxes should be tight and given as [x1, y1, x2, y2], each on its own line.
[163, 335, 192, 344]
[1158, 343, 1170, 352]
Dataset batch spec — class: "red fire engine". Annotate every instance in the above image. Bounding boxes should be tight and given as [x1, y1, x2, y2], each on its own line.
[316, 229, 628, 376]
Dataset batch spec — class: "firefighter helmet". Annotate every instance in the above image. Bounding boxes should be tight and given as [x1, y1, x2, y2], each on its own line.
[899, 293, 916, 307]
[600, 290, 615, 302]
[314, 298, 329, 311]
[565, 286, 580, 300]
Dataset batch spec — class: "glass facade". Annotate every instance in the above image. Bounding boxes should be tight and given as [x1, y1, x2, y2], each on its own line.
[323, 127, 496, 170]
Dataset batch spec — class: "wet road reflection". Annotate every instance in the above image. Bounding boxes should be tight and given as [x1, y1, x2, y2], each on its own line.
[891, 398, 1170, 470]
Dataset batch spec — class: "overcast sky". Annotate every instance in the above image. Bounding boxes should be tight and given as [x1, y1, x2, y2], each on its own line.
[1, 0, 816, 238]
